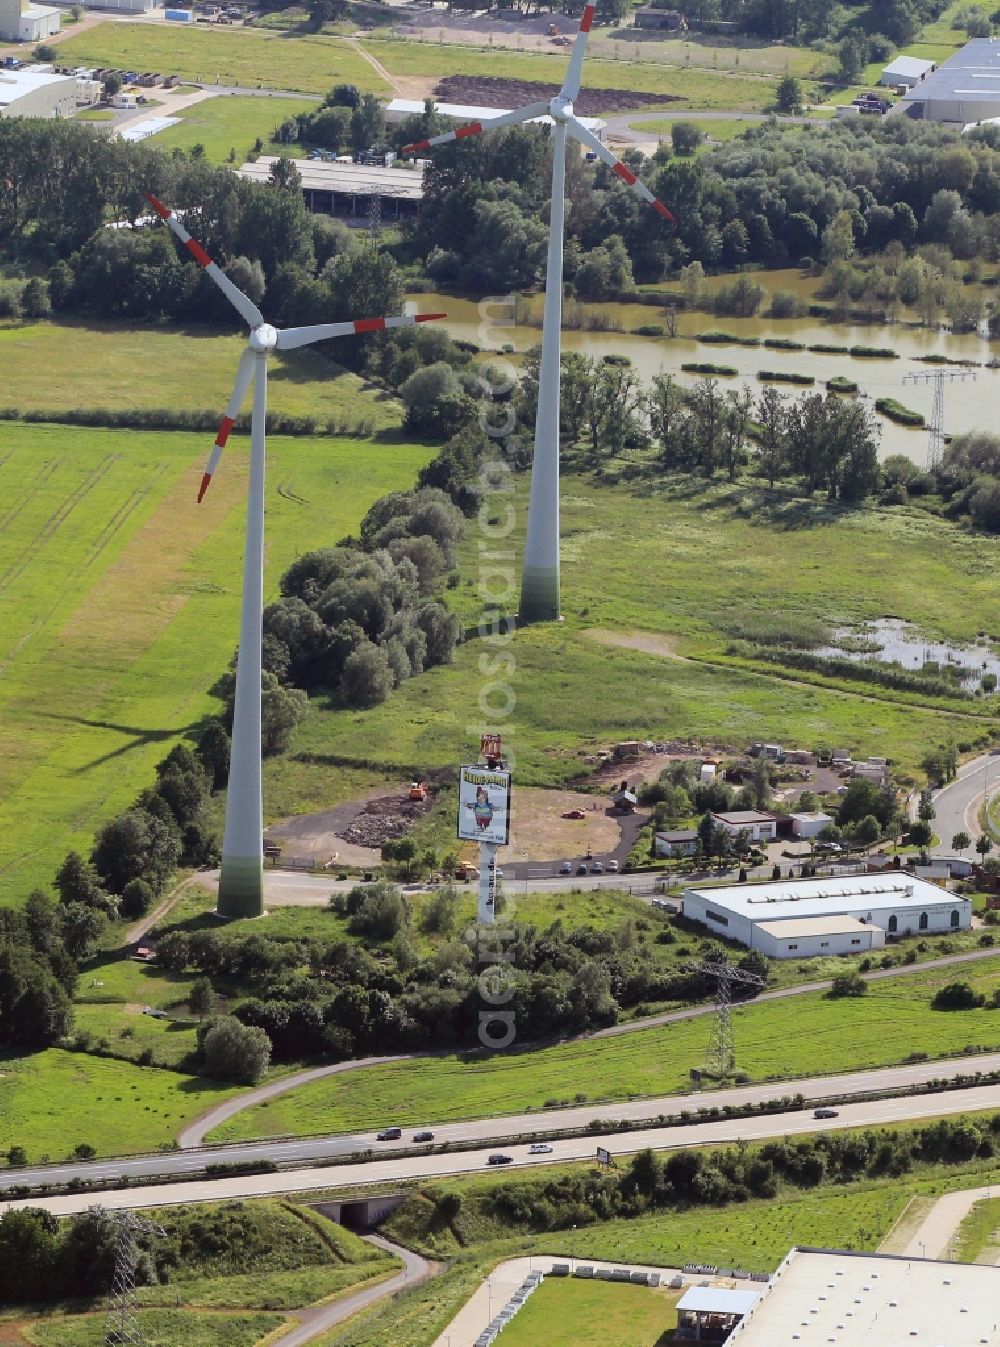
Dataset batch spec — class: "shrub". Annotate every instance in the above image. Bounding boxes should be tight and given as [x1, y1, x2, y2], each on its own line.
[681, 362, 738, 376]
[757, 370, 814, 385]
[827, 376, 859, 393]
[875, 398, 925, 428]
[763, 337, 805, 351]
[932, 981, 985, 1010]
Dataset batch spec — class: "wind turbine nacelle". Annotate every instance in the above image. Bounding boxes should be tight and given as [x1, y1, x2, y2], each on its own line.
[250, 323, 278, 352]
[549, 95, 574, 122]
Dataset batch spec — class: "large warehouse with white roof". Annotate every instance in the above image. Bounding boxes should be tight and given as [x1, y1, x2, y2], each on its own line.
[728, 1247, 1000, 1346]
[903, 38, 1000, 122]
[682, 873, 969, 957]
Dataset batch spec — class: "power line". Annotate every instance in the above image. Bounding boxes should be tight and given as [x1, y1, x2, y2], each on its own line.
[684, 959, 765, 1078]
[902, 368, 976, 471]
[104, 1210, 166, 1347]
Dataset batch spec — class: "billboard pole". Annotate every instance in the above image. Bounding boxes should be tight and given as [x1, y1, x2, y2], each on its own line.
[459, 734, 510, 930]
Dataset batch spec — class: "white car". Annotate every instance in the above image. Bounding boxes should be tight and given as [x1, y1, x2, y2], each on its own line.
[608, 859, 619, 872]
[529, 1143, 553, 1154]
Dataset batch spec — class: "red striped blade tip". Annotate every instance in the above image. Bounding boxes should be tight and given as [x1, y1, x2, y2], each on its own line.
[197, 473, 213, 503]
[145, 192, 171, 219]
[580, 3, 595, 31]
[415, 313, 447, 322]
[455, 122, 483, 139]
[652, 199, 675, 222]
[403, 140, 429, 154]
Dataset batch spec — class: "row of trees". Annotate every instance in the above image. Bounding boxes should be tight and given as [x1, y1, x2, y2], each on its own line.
[462, 1111, 1000, 1241]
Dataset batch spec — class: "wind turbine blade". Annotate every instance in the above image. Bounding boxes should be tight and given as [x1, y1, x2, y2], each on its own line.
[199, 348, 256, 502]
[566, 119, 675, 221]
[561, 3, 596, 101]
[275, 312, 446, 352]
[145, 193, 265, 329]
[402, 102, 550, 154]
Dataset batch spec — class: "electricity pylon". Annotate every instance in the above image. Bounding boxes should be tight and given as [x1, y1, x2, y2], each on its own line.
[902, 368, 975, 471]
[685, 960, 765, 1078]
[104, 1210, 166, 1347]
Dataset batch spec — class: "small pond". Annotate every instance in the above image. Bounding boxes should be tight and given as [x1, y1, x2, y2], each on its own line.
[816, 619, 1000, 690]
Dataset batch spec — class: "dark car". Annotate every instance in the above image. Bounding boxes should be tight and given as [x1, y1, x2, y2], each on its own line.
[813, 1108, 839, 1120]
[376, 1127, 402, 1141]
[577, 863, 588, 875]
[487, 1153, 514, 1166]
[413, 1131, 434, 1143]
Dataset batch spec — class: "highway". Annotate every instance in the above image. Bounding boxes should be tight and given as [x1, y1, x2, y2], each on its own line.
[7, 1050, 1000, 1196]
[7, 1081, 1000, 1217]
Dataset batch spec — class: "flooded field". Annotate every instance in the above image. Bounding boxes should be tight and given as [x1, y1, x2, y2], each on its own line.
[411, 270, 999, 465]
[817, 619, 1000, 692]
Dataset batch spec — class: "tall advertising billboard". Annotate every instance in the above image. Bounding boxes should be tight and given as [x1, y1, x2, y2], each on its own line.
[457, 765, 511, 846]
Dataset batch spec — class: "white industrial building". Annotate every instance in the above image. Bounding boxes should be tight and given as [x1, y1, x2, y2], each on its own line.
[0, 0, 59, 42]
[880, 54, 935, 88]
[0, 65, 76, 118]
[789, 811, 833, 839]
[682, 873, 970, 957]
[903, 38, 1000, 122]
[654, 828, 699, 858]
[238, 157, 425, 220]
[728, 1247, 1000, 1347]
[712, 810, 779, 843]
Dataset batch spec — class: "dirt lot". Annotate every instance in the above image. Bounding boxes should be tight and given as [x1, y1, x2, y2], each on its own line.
[435, 73, 679, 115]
[265, 783, 433, 869]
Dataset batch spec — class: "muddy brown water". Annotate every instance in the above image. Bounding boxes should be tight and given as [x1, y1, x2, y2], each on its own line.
[412, 271, 999, 465]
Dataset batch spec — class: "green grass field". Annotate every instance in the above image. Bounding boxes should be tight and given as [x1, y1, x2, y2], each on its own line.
[56, 24, 385, 96]
[208, 954, 1000, 1142]
[359, 37, 783, 111]
[151, 93, 319, 164]
[0, 1048, 238, 1162]
[0, 320, 402, 429]
[0, 414, 432, 904]
[24, 1310, 283, 1347]
[952, 1193, 1000, 1263]
[499, 1280, 679, 1347]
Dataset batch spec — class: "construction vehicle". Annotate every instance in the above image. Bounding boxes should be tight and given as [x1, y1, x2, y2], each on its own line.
[408, 780, 428, 801]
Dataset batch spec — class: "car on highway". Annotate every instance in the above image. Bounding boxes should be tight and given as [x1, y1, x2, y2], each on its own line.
[592, 860, 604, 873]
[608, 859, 619, 872]
[529, 1143, 553, 1154]
[376, 1127, 402, 1141]
[488, 1153, 514, 1165]
[559, 860, 572, 874]
[412, 1131, 434, 1142]
[813, 1108, 839, 1120]
[577, 862, 588, 875]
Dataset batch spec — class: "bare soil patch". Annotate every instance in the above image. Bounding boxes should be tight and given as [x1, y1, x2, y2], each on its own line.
[583, 626, 689, 662]
[435, 74, 680, 115]
[266, 783, 434, 867]
[506, 786, 622, 863]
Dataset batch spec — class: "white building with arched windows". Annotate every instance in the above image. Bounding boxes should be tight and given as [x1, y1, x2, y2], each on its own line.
[682, 875, 970, 958]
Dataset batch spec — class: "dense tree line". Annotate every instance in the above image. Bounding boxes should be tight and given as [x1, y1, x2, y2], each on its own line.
[413, 114, 1000, 288]
[0, 895, 77, 1050]
[151, 884, 764, 1062]
[451, 1113, 1000, 1241]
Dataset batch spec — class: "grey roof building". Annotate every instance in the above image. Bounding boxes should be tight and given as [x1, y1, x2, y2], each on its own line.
[903, 38, 1000, 122]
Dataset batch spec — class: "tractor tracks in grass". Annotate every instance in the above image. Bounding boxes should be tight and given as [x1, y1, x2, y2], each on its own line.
[345, 36, 403, 95]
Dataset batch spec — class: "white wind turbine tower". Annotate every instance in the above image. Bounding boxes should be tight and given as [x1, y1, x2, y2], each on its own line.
[146, 193, 445, 919]
[402, 4, 673, 623]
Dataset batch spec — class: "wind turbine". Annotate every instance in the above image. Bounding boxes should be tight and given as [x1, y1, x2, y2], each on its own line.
[402, 4, 673, 624]
[146, 193, 445, 919]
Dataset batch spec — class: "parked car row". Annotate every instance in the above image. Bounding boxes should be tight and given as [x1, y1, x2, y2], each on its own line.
[558, 858, 619, 875]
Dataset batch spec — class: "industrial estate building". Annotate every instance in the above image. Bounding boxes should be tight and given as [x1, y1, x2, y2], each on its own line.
[238, 158, 425, 220]
[682, 873, 970, 958]
[727, 1247, 1000, 1346]
[881, 54, 936, 88]
[0, 65, 77, 119]
[0, 0, 59, 44]
[903, 38, 1000, 122]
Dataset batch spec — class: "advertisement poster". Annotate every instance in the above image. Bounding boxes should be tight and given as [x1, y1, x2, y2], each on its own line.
[457, 765, 511, 846]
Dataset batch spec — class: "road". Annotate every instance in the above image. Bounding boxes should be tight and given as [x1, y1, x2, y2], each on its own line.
[8, 1082, 1000, 1217]
[9, 1047, 1000, 1196]
[929, 751, 1000, 854]
[266, 1235, 434, 1347]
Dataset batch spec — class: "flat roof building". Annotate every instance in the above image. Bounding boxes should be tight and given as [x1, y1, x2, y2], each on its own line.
[903, 38, 1000, 122]
[0, 0, 59, 44]
[682, 873, 969, 955]
[788, 811, 833, 839]
[237, 157, 424, 220]
[0, 66, 77, 118]
[881, 54, 936, 87]
[712, 810, 779, 842]
[728, 1247, 1000, 1346]
[386, 97, 606, 140]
